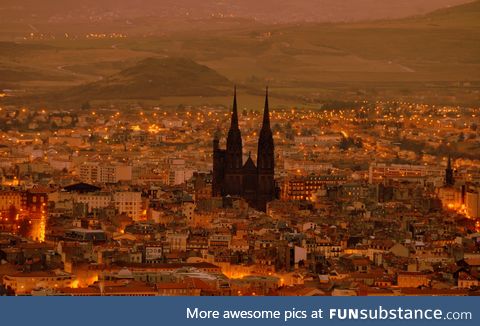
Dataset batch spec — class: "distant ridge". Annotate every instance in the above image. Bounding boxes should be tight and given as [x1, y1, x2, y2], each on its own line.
[348, 0, 480, 27]
[413, 0, 480, 26]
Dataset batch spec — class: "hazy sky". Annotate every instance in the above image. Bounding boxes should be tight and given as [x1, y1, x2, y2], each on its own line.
[0, 0, 473, 23]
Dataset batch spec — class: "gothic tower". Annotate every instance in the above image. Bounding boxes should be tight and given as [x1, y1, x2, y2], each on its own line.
[224, 87, 244, 196]
[211, 87, 276, 212]
[256, 87, 275, 211]
[445, 156, 454, 186]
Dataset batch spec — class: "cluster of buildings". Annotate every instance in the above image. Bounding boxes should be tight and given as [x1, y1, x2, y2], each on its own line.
[0, 93, 479, 296]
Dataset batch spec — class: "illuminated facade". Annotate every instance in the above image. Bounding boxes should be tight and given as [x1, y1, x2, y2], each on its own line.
[465, 188, 480, 219]
[369, 163, 444, 184]
[282, 174, 347, 201]
[3, 271, 74, 295]
[79, 162, 132, 184]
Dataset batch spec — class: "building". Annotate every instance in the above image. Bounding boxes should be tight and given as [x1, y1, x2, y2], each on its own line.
[79, 162, 132, 184]
[369, 163, 444, 184]
[465, 187, 480, 219]
[191, 172, 212, 201]
[212, 88, 275, 211]
[397, 272, 431, 288]
[165, 158, 194, 186]
[437, 157, 464, 210]
[445, 156, 455, 186]
[457, 272, 479, 289]
[24, 186, 49, 217]
[166, 232, 188, 251]
[282, 174, 347, 201]
[0, 190, 22, 212]
[75, 193, 112, 212]
[64, 228, 107, 243]
[113, 192, 143, 220]
[3, 271, 75, 295]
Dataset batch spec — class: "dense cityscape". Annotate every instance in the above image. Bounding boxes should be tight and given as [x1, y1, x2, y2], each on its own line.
[0, 90, 479, 296]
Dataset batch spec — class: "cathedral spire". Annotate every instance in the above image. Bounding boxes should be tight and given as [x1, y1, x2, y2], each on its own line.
[262, 86, 270, 128]
[257, 86, 274, 170]
[231, 85, 238, 129]
[225, 85, 243, 173]
[256, 86, 275, 211]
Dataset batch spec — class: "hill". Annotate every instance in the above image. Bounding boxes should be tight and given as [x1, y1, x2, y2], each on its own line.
[408, 0, 480, 27]
[1, 1, 479, 106]
[354, 0, 480, 28]
[59, 57, 231, 101]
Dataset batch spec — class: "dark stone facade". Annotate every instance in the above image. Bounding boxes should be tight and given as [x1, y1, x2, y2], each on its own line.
[212, 88, 275, 211]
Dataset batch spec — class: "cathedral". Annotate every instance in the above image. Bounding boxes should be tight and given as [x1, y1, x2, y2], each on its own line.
[212, 87, 275, 212]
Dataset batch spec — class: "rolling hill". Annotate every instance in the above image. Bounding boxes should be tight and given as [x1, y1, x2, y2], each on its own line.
[59, 57, 231, 101]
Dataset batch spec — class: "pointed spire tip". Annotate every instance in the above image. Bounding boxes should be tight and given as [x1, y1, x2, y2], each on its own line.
[230, 85, 239, 129]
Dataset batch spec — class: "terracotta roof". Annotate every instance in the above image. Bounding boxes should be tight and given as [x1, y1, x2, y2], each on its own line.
[156, 278, 213, 291]
[60, 281, 156, 295]
[351, 258, 370, 266]
[5, 271, 69, 278]
[399, 288, 468, 296]
[28, 185, 53, 193]
[458, 272, 477, 281]
[464, 258, 480, 266]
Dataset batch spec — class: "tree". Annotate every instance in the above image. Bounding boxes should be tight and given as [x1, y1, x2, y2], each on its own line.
[339, 137, 363, 150]
[18, 218, 31, 238]
[339, 137, 350, 150]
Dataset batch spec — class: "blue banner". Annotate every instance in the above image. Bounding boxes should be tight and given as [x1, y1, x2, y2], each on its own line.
[0, 297, 477, 326]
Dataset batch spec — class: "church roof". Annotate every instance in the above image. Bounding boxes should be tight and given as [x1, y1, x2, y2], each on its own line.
[243, 156, 257, 171]
[63, 182, 101, 193]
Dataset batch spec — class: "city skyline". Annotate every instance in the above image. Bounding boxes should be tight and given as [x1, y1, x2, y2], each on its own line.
[1, 0, 480, 297]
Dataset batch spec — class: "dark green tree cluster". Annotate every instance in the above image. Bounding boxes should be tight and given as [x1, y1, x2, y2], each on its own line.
[339, 136, 363, 150]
